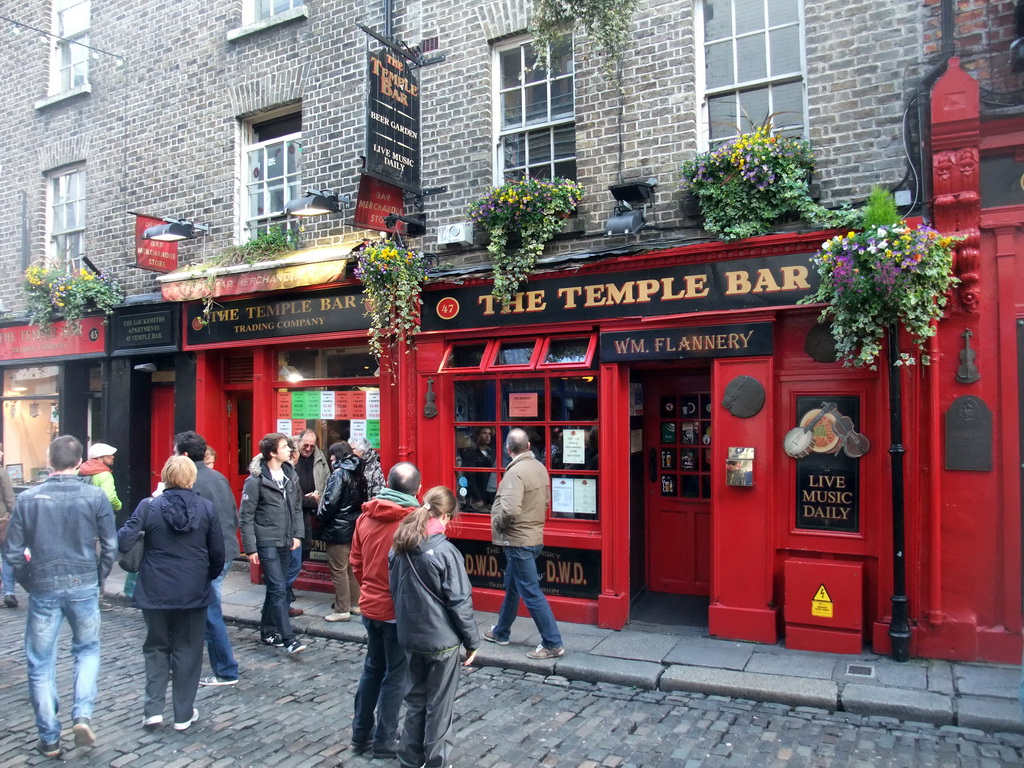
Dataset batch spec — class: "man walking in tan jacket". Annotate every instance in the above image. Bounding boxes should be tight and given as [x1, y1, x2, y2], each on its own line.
[483, 428, 564, 659]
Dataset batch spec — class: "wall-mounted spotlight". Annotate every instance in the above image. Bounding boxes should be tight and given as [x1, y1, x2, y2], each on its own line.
[605, 178, 657, 237]
[133, 362, 158, 373]
[285, 189, 353, 217]
[383, 212, 427, 237]
[142, 218, 210, 242]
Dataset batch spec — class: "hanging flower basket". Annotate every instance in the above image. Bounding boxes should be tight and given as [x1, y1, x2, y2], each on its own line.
[469, 177, 584, 310]
[353, 241, 429, 359]
[800, 190, 960, 369]
[23, 263, 125, 336]
[681, 123, 856, 242]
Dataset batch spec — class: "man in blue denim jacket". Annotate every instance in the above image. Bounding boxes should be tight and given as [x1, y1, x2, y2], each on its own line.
[3, 435, 116, 759]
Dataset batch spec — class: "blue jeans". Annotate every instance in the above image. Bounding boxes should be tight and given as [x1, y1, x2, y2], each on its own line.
[492, 544, 563, 649]
[258, 545, 294, 643]
[206, 562, 239, 679]
[25, 585, 101, 744]
[287, 545, 301, 602]
[353, 617, 408, 749]
[1, 554, 14, 595]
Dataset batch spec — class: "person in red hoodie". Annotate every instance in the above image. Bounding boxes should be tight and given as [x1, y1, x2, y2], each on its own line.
[349, 461, 420, 759]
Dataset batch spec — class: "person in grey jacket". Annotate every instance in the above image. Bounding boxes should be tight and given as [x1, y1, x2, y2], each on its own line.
[389, 486, 479, 768]
[174, 431, 241, 686]
[239, 433, 306, 654]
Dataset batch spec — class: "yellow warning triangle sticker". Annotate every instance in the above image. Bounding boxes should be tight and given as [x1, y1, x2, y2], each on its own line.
[813, 584, 832, 603]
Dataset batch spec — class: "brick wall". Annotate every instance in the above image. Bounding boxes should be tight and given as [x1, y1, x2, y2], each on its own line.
[1, 0, 1003, 314]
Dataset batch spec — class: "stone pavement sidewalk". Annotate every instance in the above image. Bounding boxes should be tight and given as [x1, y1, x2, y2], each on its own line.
[104, 563, 1024, 736]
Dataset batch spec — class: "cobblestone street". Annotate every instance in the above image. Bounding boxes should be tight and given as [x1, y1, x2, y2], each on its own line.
[1, 605, 1022, 767]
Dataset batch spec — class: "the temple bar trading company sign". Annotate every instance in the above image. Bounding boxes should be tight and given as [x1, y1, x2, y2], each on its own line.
[365, 47, 421, 192]
[184, 287, 369, 348]
[422, 253, 818, 330]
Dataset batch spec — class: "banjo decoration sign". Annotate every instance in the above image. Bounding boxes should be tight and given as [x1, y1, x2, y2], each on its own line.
[786, 396, 869, 533]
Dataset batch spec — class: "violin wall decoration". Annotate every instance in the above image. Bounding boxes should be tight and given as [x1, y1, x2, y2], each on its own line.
[783, 402, 870, 459]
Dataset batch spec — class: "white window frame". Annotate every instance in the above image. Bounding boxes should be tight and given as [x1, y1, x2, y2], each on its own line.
[246, 0, 304, 25]
[48, 167, 87, 272]
[51, 0, 90, 94]
[492, 35, 576, 184]
[240, 111, 302, 240]
[696, 0, 807, 147]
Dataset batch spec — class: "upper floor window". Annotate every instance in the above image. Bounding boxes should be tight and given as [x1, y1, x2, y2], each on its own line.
[52, 0, 90, 93]
[243, 111, 302, 239]
[49, 168, 86, 271]
[701, 0, 805, 144]
[494, 37, 576, 182]
[252, 0, 304, 23]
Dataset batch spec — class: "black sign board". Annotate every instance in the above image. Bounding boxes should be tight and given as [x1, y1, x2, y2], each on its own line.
[422, 252, 817, 331]
[944, 395, 993, 471]
[365, 47, 421, 192]
[794, 395, 861, 533]
[111, 305, 179, 356]
[453, 538, 600, 600]
[184, 287, 369, 348]
[602, 322, 772, 362]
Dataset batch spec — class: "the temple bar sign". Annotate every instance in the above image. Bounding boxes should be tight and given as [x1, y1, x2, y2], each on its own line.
[365, 47, 421, 192]
[422, 252, 818, 330]
[602, 322, 772, 362]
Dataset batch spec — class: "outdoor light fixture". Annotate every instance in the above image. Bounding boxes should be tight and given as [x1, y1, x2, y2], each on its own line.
[279, 365, 304, 383]
[142, 218, 209, 242]
[605, 178, 657, 237]
[285, 189, 353, 217]
[383, 212, 427, 237]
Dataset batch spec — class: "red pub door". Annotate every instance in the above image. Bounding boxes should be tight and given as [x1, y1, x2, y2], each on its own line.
[644, 371, 711, 595]
[149, 385, 175, 494]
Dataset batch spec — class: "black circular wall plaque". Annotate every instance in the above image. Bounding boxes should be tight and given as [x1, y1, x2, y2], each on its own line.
[805, 322, 839, 363]
[722, 375, 765, 418]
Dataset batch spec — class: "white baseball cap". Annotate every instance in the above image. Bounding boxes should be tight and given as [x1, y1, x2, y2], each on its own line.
[88, 443, 117, 459]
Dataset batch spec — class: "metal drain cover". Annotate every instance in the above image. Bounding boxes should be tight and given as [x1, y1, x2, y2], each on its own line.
[846, 663, 876, 678]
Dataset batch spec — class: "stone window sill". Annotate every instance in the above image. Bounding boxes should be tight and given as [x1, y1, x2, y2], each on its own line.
[227, 7, 308, 43]
[35, 84, 92, 111]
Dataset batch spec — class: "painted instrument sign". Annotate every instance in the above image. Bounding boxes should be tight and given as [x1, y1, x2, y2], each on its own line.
[793, 396, 862, 533]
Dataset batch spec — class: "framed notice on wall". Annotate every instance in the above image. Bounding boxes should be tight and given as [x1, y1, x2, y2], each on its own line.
[793, 395, 861, 533]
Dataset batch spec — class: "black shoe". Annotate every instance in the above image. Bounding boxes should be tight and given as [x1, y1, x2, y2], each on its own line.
[72, 716, 95, 746]
[4, 593, 18, 608]
[98, 599, 114, 612]
[36, 739, 62, 758]
[285, 639, 307, 654]
[371, 742, 399, 759]
[351, 742, 372, 755]
[261, 633, 284, 647]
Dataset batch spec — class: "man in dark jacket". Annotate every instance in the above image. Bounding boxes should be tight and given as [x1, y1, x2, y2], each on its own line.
[3, 435, 116, 758]
[349, 462, 421, 758]
[239, 433, 306, 655]
[174, 431, 241, 686]
[317, 441, 366, 622]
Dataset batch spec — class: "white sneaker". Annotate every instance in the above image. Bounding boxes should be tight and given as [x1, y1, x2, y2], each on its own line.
[173, 708, 199, 731]
[324, 612, 351, 622]
[142, 715, 163, 729]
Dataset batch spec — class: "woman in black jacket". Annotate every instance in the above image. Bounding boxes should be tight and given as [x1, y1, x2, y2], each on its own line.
[389, 486, 479, 768]
[117, 456, 224, 732]
[316, 441, 366, 622]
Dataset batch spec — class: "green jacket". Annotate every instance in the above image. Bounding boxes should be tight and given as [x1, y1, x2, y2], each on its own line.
[79, 460, 122, 512]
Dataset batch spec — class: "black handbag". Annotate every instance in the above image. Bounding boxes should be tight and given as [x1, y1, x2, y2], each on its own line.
[118, 498, 152, 573]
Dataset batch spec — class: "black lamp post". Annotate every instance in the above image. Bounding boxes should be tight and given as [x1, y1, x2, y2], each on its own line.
[886, 321, 912, 662]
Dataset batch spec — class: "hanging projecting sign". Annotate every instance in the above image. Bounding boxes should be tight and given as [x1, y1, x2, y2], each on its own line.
[365, 47, 421, 192]
[134, 214, 178, 273]
[354, 174, 406, 232]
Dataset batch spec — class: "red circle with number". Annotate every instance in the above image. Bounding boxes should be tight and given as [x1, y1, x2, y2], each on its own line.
[436, 297, 460, 321]
[191, 317, 205, 331]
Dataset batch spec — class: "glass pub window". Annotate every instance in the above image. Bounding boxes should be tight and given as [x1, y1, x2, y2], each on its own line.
[244, 112, 302, 239]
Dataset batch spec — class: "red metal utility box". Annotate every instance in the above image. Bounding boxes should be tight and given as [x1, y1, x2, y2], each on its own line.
[784, 558, 863, 654]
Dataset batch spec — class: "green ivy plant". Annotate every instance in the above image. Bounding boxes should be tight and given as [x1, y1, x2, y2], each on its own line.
[23, 263, 125, 336]
[531, 0, 639, 82]
[354, 241, 429, 360]
[800, 188, 961, 369]
[681, 123, 857, 241]
[469, 177, 584, 310]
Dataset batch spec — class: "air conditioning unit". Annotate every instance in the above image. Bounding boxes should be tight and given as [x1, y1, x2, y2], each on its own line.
[437, 222, 474, 246]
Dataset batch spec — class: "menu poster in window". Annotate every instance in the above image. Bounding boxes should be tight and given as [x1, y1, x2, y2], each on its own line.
[573, 478, 597, 516]
[6, 463, 23, 484]
[350, 419, 367, 443]
[291, 419, 307, 436]
[508, 392, 538, 418]
[320, 391, 336, 419]
[367, 390, 381, 419]
[277, 392, 292, 419]
[551, 477, 573, 514]
[562, 429, 586, 464]
[350, 392, 368, 419]
[336, 391, 354, 419]
[365, 420, 381, 448]
[276, 419, 293, 434]
[293, 391, 319, 419]
[629, 383, 643, 416]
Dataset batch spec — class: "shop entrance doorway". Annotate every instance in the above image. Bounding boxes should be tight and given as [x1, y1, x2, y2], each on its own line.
[149, 385, 175, 494]
[226, 392, 253, 501]
[642, 370, 711, 597]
